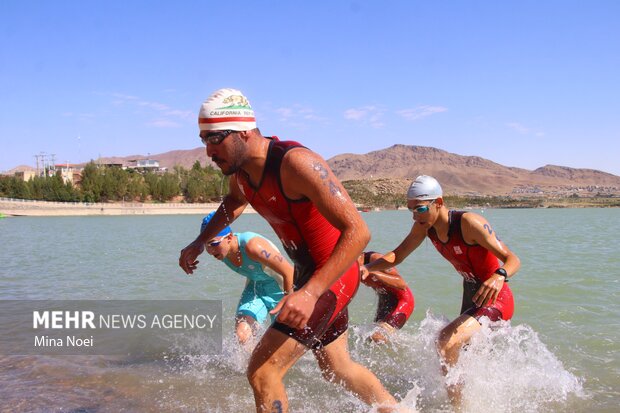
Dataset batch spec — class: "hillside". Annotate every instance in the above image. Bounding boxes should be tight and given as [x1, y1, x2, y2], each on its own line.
[5, 144, 619, 198]
[92, 147, 214, 170]
[327, 144, 620, 197]
[6, 165, 36, 174]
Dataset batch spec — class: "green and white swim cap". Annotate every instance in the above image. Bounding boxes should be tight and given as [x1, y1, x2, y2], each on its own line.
[407, 175, 443, 200]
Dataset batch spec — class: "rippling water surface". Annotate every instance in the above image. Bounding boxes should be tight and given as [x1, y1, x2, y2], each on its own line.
[0, 208, 618, 412]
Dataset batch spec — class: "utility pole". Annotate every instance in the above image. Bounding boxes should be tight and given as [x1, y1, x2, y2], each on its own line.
[41, 152, 49, 177]
[34, 154, 40, 177]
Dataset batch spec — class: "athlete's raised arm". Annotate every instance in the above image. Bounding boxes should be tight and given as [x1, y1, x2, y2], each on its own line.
[178, 175, 248, 275]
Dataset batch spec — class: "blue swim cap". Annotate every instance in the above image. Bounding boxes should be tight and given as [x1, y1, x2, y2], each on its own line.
[200, 211, 232, 237]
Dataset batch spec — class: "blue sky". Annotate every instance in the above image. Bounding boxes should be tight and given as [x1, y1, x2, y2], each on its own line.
[1, 1, 619, 175]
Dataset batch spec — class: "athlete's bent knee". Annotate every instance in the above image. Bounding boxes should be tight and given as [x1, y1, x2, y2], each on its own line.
[247, 352, 285, 392]
[247, 364, 276, 393]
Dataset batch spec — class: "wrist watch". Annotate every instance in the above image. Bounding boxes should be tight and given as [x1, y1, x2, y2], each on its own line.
[494, 268, 509, 282]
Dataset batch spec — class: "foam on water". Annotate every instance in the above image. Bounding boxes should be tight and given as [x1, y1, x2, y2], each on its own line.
[449, 316, 585, 412]
[350, 310, 585, 412]
[154, 310, 584, 412]
[0, 311, 587, 413]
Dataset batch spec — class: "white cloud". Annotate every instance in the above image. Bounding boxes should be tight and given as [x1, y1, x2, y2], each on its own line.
[138, 101, 170, 111]
[344, 108, 368, 121]
[62, 112, 95, 119]
[165, 109, 194, 119]
[506, 122, 530, 134]
[397, 105, 448, 121]
[344, 105, 385, 128]
[107, 92, 193, 126]
[344, 106, 377, 120]
[275, 108, 294, 119]
[111, 93, 139, 101]
[147, 119, 182, 128]
[506, 122, 545, 137]
[273, 105, 327, 125]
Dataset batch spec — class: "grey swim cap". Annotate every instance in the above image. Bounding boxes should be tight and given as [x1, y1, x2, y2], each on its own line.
[407, 175, 443, 200]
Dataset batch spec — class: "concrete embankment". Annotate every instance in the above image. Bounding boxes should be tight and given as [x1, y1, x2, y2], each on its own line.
[0, 198, 251, 217]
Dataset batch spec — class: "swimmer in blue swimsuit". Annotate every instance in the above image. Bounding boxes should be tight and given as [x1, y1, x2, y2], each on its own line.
[200, 212, 294, 345]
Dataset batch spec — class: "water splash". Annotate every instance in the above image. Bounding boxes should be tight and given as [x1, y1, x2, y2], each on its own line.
[1, 312, 584, 412]
[350, 310, 584, 412]
[449, 316, 585, 412]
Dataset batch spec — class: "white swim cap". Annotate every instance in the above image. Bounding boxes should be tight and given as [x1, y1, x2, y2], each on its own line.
[198, 88, 256, 132]
[407, 175, 443, 200]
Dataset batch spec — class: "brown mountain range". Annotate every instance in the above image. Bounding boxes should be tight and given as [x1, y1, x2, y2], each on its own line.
[7, 144, 619, 197]
[94, 148, 213, 171]
[327, 144, 620, 197]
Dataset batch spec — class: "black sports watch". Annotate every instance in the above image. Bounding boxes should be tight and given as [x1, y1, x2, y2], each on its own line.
[495, 268, 509, 282]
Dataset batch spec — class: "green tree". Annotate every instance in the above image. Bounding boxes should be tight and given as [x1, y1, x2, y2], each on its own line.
[144, 171, 159, 200]
[157, 172, 180, 201]
[16, 178, 32, 199]
[0, 176, 31, 199]
[205, 165, 227, 200]
[80, 162, 104, 202]
[41, 174, 65, 201]
[126, 172, 147, 202]
[26, 176, 41, 200]
[178, 162, 228, 202]
[186, 162, 208, 202]
[99, 167, 130, 201]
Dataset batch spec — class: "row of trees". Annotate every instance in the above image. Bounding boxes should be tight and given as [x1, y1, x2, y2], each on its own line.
[0, 161, 228, 203]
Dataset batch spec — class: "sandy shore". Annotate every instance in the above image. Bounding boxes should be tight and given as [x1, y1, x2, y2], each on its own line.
[0, 198, 254, 217]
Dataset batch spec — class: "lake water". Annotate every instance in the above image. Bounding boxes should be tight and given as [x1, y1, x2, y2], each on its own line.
[0, 208, 618, 412]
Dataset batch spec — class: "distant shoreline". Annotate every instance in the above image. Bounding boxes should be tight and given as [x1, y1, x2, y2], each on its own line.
[1, 197, 617, 218]
[0, 198, 257, 217]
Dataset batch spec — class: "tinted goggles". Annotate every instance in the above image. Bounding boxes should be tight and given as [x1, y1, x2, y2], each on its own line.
[408, 199, 436, 213]
[201, 130, 235, 145]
